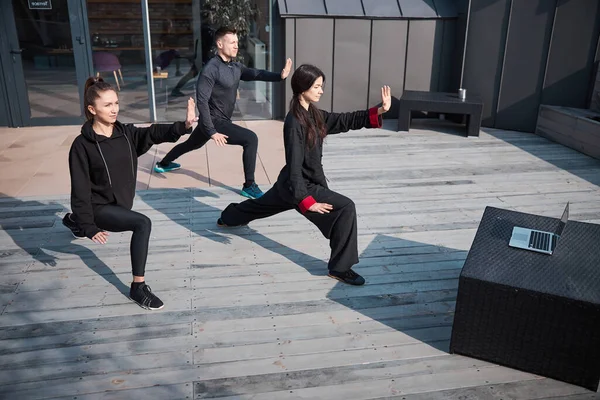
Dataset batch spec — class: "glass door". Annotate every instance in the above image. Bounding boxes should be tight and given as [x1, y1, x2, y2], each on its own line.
[1, 0, 92, 126]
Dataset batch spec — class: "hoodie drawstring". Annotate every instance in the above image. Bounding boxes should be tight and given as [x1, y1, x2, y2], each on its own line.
[123, 135, 136, 179]
[95, 136, 136, 188]
[95, 141, 113, 187]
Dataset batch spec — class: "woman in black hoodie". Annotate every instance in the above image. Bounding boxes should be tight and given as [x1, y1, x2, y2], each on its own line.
[218, 64, 391, 286]
[62, 76, 196, 310]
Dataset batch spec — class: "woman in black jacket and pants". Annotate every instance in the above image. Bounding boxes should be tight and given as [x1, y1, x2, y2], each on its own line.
[218, 64, 391, 285]
[62, 77, 197, 310]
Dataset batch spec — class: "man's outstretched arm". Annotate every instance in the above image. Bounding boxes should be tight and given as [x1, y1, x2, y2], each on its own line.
[241, 58, 293, 82]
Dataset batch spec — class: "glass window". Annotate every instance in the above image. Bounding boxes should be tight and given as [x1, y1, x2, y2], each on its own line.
[86, 0, 273, 123]
[12, 0, 81, 119]
[201, 0, 273, 120]
[149, 0, 197, 121]
[86, 0, 150, 123]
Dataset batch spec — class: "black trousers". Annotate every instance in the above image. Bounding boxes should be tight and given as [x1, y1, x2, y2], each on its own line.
[220, 185, 358, 273]
[93, 204, 152, 277]
[160, 119, 258, 184]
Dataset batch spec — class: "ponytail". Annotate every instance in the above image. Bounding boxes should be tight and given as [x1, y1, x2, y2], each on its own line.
[83, 76, 115, 121]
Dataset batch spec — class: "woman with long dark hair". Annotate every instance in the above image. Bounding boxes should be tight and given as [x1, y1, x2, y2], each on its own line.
[218, 64, 391, 285]
[62, 76, 197, 310]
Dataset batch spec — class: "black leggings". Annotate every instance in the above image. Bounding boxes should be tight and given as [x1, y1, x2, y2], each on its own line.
[220, 185, 358, 273]
[94, 204, 152, 277]
[160, 119, 258, 184]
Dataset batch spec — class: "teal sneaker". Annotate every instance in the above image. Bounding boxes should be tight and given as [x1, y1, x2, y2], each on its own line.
[154, 162, 181, 173]
[241, 183, 264, 199]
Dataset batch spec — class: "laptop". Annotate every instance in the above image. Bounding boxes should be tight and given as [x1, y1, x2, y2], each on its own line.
[509, 203, 569, 255]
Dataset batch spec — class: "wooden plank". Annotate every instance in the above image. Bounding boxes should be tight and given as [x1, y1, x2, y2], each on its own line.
[195, 306, 453, 336]
[0, 294, 193, 327]
[384, 378, 596, 399]
[52, 383, 194, 400]
[201, 365, 538, 399]
[190, 270, 460, 301]
[0, 335, 196, 370]
[191, 280, 459, 309]
[2, 350, 193, 386]
[537, 124, 600, 160]
[1, 126, 599, 400]
[191, 311, 454, 350]
[0, 290, 455, 342]
[192, 355, 487, 398]
[0, 323, 192, 356]
[0, 365, 202, 399]
[192, 327, 452, 365]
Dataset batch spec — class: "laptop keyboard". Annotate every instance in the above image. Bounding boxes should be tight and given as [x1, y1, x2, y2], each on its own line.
[529, 231, 551, 251]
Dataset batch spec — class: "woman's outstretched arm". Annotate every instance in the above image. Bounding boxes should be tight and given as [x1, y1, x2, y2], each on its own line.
[323, 86, 391, 135]
[127, 98, 197, 156]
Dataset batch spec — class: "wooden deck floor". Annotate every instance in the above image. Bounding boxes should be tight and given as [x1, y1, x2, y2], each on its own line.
[1, 121, 600, 399]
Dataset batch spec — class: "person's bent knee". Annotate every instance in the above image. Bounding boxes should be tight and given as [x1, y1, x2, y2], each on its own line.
[135, 214, 152, 233]
[243, 130, 258, 148]
[188, 137, 206, 150]
[339, 197, 356, 213]
[344, 199, 356, 216]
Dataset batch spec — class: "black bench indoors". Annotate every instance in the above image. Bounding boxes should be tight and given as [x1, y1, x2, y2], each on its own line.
[398, 90, 484, 137]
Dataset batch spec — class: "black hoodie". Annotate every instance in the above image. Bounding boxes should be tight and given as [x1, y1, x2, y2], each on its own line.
[68, 120, 190, 239]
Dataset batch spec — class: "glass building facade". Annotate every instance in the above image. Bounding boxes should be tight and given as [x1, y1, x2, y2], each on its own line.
[0, 0, 275, 126]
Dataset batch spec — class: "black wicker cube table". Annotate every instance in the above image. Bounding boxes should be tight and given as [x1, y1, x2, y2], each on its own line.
[450, 206, 600, 391]
[398, 90, 483, 136]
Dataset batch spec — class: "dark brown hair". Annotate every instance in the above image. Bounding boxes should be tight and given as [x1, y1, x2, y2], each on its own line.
[214, 26, 237, 43]
[290, 64, 327, 148]
[83, 76, 116, 121]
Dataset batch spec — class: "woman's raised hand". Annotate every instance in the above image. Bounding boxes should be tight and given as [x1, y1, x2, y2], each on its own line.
[381, 85, 391, 113]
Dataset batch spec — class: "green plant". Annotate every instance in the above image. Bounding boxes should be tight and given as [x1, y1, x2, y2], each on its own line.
[201, 0, 259, 38]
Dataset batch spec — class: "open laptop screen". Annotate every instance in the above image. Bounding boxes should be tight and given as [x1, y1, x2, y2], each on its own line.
[555, 202, 570, 236]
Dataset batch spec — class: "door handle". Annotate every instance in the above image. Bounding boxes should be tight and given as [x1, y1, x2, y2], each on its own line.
[10, 48, 23, 54]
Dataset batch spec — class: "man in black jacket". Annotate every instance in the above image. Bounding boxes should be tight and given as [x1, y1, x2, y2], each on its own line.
[154, 26, 292, 199]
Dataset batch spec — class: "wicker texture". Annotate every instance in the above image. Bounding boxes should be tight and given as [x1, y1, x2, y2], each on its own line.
[398, 90, 483, 136]
[450, 206, 600, 391]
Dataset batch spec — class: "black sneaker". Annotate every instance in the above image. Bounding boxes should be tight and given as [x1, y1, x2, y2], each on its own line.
[328, 269, 366, 286]
[62, 213, 85, 239]
[216, 218, 247, 227]
[129, 283, 164, 310]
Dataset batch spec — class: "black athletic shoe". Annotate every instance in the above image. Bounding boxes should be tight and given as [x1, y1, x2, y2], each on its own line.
[328, 269, 366, 286]
[241, 183, 264, 199]
[129, 283, 164, 310]
[62, 213, 85, 239]
[217, 218, 247, 227]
